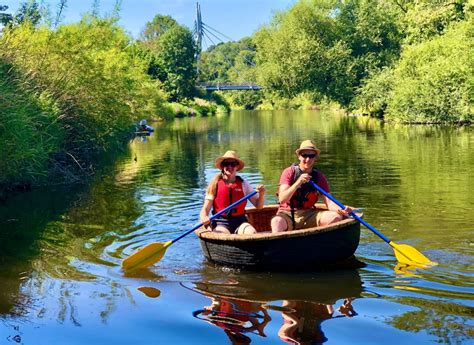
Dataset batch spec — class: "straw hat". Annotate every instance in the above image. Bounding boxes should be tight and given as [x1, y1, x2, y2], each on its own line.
[215, 150, 245, 171]
[295, 139, 321, 156]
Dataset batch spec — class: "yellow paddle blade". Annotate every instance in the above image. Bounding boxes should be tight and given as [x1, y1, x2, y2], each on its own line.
[389, 241, 437, 267]
[122, 241, 172, 271]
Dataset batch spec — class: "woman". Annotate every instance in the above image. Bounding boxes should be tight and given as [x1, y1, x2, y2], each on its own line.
[200, 150, 265, 235]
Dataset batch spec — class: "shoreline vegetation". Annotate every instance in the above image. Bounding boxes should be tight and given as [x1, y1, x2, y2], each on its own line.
[0, 0, 472, 199]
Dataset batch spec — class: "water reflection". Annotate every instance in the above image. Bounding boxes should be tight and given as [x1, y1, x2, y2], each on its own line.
[0, 185, 85, 316]
[193, 269, 363, 302]
[388, 297, 474, 344]
[0, 110, 472, 344]
[188, 269, 363, 344]
[194, 296, 271, 344]
[276, 298, 357, 344]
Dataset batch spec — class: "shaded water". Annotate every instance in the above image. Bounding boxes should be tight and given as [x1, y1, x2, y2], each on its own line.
[1, 110, 473, 344]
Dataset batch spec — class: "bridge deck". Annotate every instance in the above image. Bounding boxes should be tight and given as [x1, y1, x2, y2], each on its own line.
[197, 84, 263, 91]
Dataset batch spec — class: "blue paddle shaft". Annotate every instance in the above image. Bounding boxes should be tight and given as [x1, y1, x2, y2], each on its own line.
[171, 191, 258, 244]
[309, 181, 391, 244]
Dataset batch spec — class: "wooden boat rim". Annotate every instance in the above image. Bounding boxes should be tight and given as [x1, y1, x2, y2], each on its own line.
[195, 204, 360, 242]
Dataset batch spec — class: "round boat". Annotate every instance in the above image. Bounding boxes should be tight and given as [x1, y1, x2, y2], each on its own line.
[195, 204, 361, 271]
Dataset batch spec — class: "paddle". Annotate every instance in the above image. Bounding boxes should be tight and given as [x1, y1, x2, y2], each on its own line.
[122, 191, 258, 271]
[309, 181, 435, 266]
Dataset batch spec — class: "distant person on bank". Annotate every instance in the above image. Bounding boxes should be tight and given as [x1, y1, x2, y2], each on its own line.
[200, 150, 266, 235]
[271, 140, 354, 233]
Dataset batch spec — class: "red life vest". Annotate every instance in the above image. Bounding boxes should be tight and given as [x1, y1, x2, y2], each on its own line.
[213, 177, 246, 217]
[289, 165, 320, 209]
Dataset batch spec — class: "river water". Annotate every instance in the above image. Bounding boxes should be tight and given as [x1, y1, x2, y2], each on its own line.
[1, 110, 473, 344]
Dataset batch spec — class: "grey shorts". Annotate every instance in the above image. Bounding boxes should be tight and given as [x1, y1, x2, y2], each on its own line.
[211, 215, 248, 234]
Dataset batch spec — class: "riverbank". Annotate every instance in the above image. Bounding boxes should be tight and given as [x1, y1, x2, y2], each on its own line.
[0, 19, 227, 200]
[0, 68, 225, 201]
[197, 1, 473, 124]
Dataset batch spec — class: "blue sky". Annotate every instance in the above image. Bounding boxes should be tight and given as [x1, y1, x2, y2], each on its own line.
[2, 0, 295, 44]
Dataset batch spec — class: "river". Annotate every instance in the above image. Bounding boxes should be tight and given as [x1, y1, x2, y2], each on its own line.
[1, 110, 472, 344]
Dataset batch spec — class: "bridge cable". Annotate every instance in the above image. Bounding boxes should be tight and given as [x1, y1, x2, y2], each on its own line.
[197, 20, 259, 87]
[201, 22, 235, 42]
[201, 22, 256, 68]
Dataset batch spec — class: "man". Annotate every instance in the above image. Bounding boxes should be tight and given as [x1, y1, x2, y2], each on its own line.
[271, 140, 353, 232]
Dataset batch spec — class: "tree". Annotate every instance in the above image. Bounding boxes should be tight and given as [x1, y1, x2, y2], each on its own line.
[140, 14, 178, 48]
[154, 25, 196, 100]
[254, 1, 356, 106]
[0, 5, 13, 26]
[402, 0, 470, 44]
[140, 14, 196, 101]
[335, 0, 403, 79]
[386, 19, 473, 123]
[15, 1, 42, 26]
[197, 37, 257, 84]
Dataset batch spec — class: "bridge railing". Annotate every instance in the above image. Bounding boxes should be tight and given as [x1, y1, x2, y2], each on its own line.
[196, 83, 263, 91]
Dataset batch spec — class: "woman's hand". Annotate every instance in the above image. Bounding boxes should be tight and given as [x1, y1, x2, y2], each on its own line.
[256, 184, 266, 194]
[200, 214, 211, 226]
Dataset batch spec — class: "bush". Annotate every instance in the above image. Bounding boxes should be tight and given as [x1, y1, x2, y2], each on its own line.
[352, 67, 395, 117]
[386, 19, 473, 123]
[0, 18, 169, 187]
[0, 61, 63, 187]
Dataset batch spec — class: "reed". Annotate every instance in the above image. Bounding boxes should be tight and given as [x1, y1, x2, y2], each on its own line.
[0, 18, 168, 196]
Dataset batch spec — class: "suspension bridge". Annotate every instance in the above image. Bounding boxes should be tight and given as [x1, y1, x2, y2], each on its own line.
[193, 2, 262, 92]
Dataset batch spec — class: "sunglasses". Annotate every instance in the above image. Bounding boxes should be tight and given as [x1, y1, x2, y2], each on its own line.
[300, 153, 317, 159]
[222, 161, 239, 167]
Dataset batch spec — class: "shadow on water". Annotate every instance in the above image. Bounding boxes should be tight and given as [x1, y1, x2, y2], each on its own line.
[191, 269, 364, 303]
[0, 149, 144, 318]
[0, 185, 86, 315]
[186, 269, 363, 344]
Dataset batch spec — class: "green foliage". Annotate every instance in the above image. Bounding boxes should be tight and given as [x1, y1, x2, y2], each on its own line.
[197, 37, 261, 109]
[198, 37, 256, 83]
[402, 0, 470, 44]
[335, 0, 403, 78]
[0, 61, 63, 187]
[169, 98, 222, 117]
[385, 19, 473, 123]
[154, 25, 197, 101]
[14, 0, 42, 26]
[140, 15, 196, 101]
[194, 89, 231, 112]
[240, 0, 473, 122]
[257, 91, 326, 110]
[0, 17, 168, 186]
[0, 4, 13, 26]
[222, 90, 263, 110]
[253, 1, 357, 106]
[352, 67, 395, 117]
[139, 14, 178, 46]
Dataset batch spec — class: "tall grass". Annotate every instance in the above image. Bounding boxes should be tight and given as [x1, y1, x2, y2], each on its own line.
[0, 62, 63, 190]
[0, 17, 169, 193]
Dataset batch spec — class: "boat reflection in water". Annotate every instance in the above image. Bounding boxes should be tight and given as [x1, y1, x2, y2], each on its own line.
[188, 269, 363, 344]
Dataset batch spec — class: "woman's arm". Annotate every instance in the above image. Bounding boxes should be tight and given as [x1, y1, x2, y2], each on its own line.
[245, 180, 265, 209]
[199, 198, 213, 225]
[253, 184, 266, 209]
